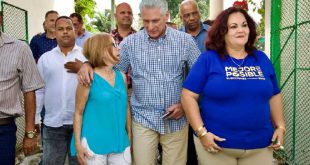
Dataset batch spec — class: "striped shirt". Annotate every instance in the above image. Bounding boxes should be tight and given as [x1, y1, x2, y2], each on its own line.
[116, 27, 200, 134]
[0, 32, 44, 119]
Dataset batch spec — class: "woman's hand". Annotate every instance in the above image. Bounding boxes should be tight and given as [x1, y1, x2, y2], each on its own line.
[269, 127, 285, 150]
[199, 132, 226, 153]
[76, 145, 91, 165]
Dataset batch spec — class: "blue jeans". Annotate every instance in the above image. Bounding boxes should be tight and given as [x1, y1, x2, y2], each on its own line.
[42, 124, 78, 165]
[0, 122, 17, 165]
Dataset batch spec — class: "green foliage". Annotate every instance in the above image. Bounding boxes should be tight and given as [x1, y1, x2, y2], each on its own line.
[168, 0, 210, 28]
[247, 0, 265, 51]
[247, 0, 265, 36]
[75, 0, 96, 18]
[74, 0, 96, 32]
[167, 0, 182, 19]
[74, 0, 112, 33]
[197, 0, 209, 21]
[91, 9, 112, 33]
[171, 13, 182, 28]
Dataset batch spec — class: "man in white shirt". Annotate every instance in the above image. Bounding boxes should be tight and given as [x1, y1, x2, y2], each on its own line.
[36, 16, 86, 165]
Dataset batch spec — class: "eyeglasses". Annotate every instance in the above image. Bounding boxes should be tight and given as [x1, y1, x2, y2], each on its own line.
[112, 42, 118, 48]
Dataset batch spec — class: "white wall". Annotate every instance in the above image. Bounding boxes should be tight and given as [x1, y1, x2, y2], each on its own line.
[3, 0, 74, 41]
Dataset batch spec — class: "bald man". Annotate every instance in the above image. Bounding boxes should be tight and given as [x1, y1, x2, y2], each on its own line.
[111, 2, 136, 44]
[111, 2, 136, 91]
[180, 0, 209, 53]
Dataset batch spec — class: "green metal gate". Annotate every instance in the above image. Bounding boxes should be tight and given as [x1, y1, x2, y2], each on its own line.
[1, 1, 28, 42]
[271, 0, 310, 164]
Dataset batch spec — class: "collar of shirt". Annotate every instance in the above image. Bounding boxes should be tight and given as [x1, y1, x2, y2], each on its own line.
[143, 26, 171, 42]
[0, 32, 15, 47]
[78, 31, 86, 38]
[180, 22, 209, 53]
[180, 21, 209, 37]
[111, 27, 136, 44]
[54, 44, 81, 56]
[39, 33, 57, 41]
[77, 30, 91, 39]
[112, 27, 136, 36]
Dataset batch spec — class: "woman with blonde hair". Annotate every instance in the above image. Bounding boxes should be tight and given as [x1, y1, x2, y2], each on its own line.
[71, 33, 131, 165]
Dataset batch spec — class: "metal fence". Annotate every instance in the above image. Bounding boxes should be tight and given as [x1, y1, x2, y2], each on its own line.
[271, 0, 310, 164]
[1, 1, 28, 42]
[1, 1, 28, 152]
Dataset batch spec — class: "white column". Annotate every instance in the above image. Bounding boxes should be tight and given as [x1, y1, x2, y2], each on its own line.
[111, 0, 115, 30]
[209, 0, 224, 20]
[265, 0, 271, 57]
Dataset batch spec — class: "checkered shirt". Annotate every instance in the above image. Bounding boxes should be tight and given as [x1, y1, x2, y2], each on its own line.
[116, 27, 201, 134]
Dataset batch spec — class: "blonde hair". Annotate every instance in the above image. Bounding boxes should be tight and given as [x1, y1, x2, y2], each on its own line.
[83, 33, 119, 67]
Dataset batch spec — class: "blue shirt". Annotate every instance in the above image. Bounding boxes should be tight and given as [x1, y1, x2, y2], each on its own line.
[116, 27, 201, 134]
[71, 70, 129, 155]
[76, 31, 92, 47]
[180, 22, 209, 53]
[183, 50, 280, 149]
[29, 33, 57, 61]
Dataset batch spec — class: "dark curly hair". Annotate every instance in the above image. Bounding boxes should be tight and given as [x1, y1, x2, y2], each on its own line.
[205, 7, 257, 59]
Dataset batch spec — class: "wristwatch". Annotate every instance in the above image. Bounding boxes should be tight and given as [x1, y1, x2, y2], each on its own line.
[25, 130, 37, 139]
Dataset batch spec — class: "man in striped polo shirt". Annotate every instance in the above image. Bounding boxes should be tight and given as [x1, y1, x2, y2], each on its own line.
[0, 31, 45, 164]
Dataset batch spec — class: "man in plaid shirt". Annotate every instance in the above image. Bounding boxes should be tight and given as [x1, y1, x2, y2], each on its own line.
[111, 2, 136, 89]
[78, 0, 200, 164]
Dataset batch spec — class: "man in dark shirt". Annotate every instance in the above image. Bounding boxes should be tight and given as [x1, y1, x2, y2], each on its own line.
[30, 10, 59, 62]
[179, 1, 209, 164]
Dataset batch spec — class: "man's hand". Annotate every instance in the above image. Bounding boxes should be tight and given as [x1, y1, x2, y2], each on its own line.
[78, 62, 94, 86]
[64, 58, 83, 73]
[164, 103, 184, 120]
[23, 136, 38, 156]
[35, 124, 41, 134]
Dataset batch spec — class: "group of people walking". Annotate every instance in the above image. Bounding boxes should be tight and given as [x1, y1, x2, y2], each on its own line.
[0, 0, 285, 165]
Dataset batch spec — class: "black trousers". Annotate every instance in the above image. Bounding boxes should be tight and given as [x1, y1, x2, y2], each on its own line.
[187, 126, 198, 165]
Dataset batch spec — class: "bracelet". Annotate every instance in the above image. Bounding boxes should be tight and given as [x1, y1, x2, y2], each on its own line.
[198, 131, 208, 139]
[195, 125, 205, 137]
[277, 126, 286, 134]
[195, 125, 205, 134]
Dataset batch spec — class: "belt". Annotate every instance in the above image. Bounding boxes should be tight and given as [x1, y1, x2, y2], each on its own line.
[0, 117, 15, 125]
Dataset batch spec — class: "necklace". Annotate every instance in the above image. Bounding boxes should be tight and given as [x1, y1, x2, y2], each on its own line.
[229, 56, 245, 68]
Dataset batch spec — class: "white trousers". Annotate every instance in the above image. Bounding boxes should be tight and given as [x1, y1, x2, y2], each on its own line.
[82, 138, 131, 165]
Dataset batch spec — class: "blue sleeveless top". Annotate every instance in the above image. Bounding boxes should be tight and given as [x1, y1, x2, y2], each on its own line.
[71, 70, 129, 155]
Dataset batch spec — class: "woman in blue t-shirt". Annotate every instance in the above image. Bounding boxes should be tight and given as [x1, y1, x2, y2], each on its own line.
[71, 33, 132, 165]
[181, 7, 286, 165]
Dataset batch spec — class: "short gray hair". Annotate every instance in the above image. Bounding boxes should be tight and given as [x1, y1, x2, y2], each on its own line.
[139, 0, 168, 16]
